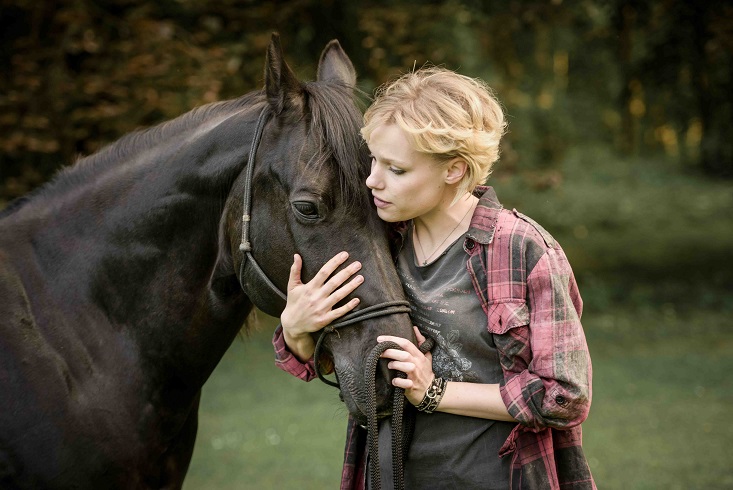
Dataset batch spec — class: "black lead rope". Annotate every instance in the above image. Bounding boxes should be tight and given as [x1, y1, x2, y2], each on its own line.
[312, 304, 433, 490]
[364, 336, 435, 490]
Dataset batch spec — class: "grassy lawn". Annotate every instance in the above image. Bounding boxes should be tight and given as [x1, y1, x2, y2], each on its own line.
[183, 317, 347, 489]
[185, 149, 733, 489]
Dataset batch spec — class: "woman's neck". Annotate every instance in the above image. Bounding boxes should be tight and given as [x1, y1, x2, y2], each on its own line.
[412, 192, 478, 264]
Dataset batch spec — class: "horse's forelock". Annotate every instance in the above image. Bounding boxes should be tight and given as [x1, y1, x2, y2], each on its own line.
[304, 82, 370, 210]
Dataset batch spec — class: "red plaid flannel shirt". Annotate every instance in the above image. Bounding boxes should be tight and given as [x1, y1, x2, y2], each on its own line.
[273, 186, 595, 489]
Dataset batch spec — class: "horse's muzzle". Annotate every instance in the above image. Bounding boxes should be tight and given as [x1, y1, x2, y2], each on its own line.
[334, 356, 395, 424]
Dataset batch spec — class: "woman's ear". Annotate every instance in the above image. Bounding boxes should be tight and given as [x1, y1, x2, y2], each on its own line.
[444, 158, 468, 185]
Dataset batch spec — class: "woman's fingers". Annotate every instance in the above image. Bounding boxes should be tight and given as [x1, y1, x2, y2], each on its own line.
[327, 295, 361, 321]
[414, 326, 426, 346]
[282, 253, 366, 334]
[313, 251, 351, 286]
[381, 347, 412, 361]
[391, 376, 414, 390]
[286, 254, 303, 292]
[378, 333, 434, 399]
[323, 260, 363, 293]
[388, 360, 416, 373]
[325, 273, 364, 307]
[377, 335, 421, 356]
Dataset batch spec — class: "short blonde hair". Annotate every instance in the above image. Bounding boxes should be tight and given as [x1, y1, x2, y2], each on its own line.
[361, 67, 506, 199]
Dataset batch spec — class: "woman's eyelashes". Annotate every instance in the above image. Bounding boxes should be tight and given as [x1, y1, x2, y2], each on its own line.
[369, 154, 406, 175]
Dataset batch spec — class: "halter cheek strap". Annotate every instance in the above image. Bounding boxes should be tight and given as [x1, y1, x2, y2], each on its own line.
[237, 106, 287, 301]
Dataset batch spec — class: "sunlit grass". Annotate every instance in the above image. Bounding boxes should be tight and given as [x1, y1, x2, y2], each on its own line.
[184, 317, 346, 489]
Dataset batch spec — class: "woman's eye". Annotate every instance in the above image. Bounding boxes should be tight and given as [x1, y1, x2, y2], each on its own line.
[389, 167, 405, 175]
[292, 201, 321, 220]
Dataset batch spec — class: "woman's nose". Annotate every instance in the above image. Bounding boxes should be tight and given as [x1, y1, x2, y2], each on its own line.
[366, 166, 382, 190]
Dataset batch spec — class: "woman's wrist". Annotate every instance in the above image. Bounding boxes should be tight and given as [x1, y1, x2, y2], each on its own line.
[282, 327, 316, 362]
[432, 381, 516, 421]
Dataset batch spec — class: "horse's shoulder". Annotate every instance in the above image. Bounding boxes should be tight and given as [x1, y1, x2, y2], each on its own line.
[0, 252, 33, 323]
[0, 253, 67, 394]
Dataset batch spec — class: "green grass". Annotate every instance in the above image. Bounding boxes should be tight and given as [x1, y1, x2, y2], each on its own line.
[583, 313, 733, 489]
[184, 316, 346, 489]
[185, 147, 733, 488]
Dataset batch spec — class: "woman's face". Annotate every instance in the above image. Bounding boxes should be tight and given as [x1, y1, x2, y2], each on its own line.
[365, 124, 453, 223]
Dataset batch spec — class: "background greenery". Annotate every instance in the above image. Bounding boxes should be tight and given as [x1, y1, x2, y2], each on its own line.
[2, 0, 731, 488]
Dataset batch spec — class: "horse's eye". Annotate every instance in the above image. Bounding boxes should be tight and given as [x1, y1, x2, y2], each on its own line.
[292, 201, 322, 221]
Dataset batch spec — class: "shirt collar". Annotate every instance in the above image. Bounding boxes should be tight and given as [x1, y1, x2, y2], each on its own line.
[467, 186, 503, 245]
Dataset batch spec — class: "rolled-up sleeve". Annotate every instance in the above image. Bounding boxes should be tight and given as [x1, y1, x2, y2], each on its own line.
[272, 323, 318, 382]
[494, 247, 592, 431]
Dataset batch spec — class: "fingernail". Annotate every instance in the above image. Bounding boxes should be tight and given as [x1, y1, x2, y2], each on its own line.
[340, 251, 348, 259]
[356, 275, 364, 282]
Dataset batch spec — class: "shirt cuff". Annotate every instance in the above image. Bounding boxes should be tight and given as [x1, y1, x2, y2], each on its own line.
[272, 323, 317, 382]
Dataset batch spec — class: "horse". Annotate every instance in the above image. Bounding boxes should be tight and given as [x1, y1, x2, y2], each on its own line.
[0, 34, 414, 488]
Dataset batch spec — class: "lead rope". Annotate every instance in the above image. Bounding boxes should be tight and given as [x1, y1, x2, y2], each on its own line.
[364, 336, 435, 490]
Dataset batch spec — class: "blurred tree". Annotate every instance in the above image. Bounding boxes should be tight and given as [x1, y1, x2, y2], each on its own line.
[1, 0, 731, 205]
[610, 0, 732, 176]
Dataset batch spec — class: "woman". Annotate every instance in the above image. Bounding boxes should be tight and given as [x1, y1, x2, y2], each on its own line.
[273, 67, 594, 489]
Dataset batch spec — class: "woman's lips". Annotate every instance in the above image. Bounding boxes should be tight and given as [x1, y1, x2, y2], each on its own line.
[373, 196, 391, 209]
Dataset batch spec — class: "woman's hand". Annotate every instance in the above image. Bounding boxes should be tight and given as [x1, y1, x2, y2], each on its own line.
[379, 328, 518, 421]
[378, 327, 435, 406]
[280, 252, 364, 361]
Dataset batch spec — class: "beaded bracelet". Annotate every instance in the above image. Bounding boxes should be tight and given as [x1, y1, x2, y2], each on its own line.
[415, 376, 447, 413]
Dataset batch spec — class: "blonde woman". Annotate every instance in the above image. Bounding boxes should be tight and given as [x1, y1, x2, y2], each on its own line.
[274, 67, 595, 489]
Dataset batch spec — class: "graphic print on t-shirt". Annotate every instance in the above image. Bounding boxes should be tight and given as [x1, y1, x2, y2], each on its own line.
[399, 265, 482, 383]
[417, 322, 480, 382]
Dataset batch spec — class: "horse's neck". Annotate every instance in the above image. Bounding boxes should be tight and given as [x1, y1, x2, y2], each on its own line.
[12, 110, 256, 388]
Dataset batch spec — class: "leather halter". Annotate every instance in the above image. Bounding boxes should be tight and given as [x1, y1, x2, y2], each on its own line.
[236, 105, 411, 381]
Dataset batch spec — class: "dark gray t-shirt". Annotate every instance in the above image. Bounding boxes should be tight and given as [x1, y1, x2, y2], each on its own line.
[370, 224, 514, 489]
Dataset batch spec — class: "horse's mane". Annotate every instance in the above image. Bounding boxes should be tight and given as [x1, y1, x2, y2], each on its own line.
[1, 83, 369, 220]
[0, 92, 262, 219]
[304, 81, 371, 209]
[79, 92, 262, 171]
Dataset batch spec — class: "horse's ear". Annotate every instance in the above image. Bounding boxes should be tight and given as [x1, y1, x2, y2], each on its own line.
[317, 39, 357, 86]
[264, 33, 302, 114]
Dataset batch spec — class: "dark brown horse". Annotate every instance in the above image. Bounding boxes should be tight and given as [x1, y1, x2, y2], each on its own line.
[0, 35, 413, 488]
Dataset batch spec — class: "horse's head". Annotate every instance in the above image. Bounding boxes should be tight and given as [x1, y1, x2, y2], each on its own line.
[220, 35, 415, 423]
